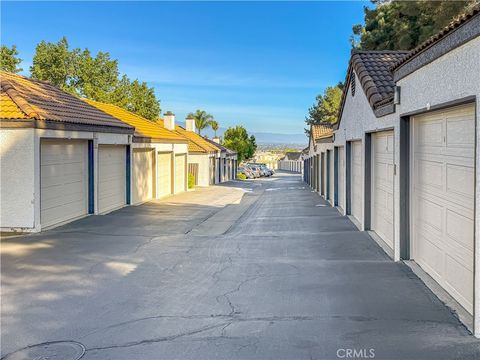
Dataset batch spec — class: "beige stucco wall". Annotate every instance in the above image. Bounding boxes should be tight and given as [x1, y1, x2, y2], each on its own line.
[188, 153, 210, 187]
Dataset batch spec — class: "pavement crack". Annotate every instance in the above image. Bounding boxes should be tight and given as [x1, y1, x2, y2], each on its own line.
[85, 322, 230, 352]
[133, 236, 155, 253]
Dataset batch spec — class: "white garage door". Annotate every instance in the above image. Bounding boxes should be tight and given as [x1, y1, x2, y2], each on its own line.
[41, 139, 88, 228]
[98, 145, 126, 214]
[322, 153, 326, 195]
[412, 104, 475, 314]
[133, 148, 154, 205]
[329, 150, 334, 205]
[350, 141, 362, 224]
[338, 147, 345, 210]
[175, 154, 186, 194]
[372, 131, 395, 249]
[157, 152, 172, 198]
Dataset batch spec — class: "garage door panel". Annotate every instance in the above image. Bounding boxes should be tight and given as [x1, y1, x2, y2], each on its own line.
[157, 152, 172, 198]
[338, 147, 345, 209]
[175, 154, 186, 194]
[416, 195, 443, 234]
[446, 116, 474, 148]
[444, 257, 473, 311]
[372, 131, 394, 248]
[416, 159, 443, 190]
[329, 151, 334, 203]
[417, 118, 443, 147]
[446, 209, 474, 252]
[98, 145, 126, 213]
[41, 140, 88, 228]
[41, 206, 85, 228]
[446, 164, 474, 200]
[413, 104, 474, 314]
[42, 170, 85, 189]
[42, 191, 86, 213]
[350, 141, 362, 224]
[133, 149, 154, 204]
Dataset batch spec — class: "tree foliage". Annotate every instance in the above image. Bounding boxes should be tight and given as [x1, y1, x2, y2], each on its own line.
[30, 37, 161, 120]
[305, 82, 343, 134]
[31, 37, 73, 89]
[210, 120, 219, 137]
[0, 45, 23, 73]
[222, 126, 257, 162]
[351, 1, 475, 50]
[187, 110, 214, 135]
[72, 49, 119, 102]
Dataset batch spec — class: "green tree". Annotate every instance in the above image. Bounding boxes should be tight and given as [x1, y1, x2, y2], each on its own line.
[305, 82, 343, 134]
[31, 37, 74, 90]
[127, 79, 161, 120]
[0, 45, 23, 73]
[107, 74, 131, 109]
[351, 1, 475, 50]
[107, 75, 161, 120]
[29, 37, 161, 120]
[187, 110, 214, 135]
[210, 120, 219, 137]
[72, 49, 119, 102]
[247, 134, 257, 160]
[222, 126, 257, 162]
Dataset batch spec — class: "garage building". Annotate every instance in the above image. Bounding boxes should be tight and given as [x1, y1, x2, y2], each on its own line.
[315, 7, 480, 335]
[84, 101, 189, 203]
[0, 71, 134, 232]
[171, 116, 219, 187]
[392, 8, 479, 333]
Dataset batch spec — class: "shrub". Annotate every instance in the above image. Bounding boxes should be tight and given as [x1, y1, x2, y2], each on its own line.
[237, 172, 247, 180]
[188, 173, 195, 189]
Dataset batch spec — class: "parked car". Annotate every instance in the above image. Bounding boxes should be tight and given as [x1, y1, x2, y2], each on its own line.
[246, 164, 261, 178]
[259, 165, 274, 176]
[238, 166, 255, 179]
[249, 163, 273, 177]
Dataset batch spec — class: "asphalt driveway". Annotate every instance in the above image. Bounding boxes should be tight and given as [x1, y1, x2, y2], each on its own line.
[1, 173, 479, 359]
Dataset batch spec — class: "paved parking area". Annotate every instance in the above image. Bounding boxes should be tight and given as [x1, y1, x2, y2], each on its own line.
[1, 173, 479, 359]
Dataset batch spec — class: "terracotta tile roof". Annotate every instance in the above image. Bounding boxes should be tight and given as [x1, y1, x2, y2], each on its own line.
[0, 71, 133, 130]
[311, 123, 333, 140]
[84, 99, 186, 142]
[334, 50, 408, 129]
[203, 137, 225, 151]
[167, 122, 218, 153]
[0, 93, 27, 119]
[202, 137, 237, 155]
[391, 4, 480, 71]
[350, 50, 409, 108]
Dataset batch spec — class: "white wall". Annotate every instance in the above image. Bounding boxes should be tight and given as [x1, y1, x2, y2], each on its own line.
[188, 153, 210, 187]
[0, 128, 36, 231]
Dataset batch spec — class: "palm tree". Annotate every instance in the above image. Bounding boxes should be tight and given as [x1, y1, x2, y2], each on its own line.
[187, 110, 214, 135]
[210, 120, 219, 138]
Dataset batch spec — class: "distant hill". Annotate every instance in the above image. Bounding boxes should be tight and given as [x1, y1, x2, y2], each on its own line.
[251, 132, 306, 144]
[177, 122, 306, 145]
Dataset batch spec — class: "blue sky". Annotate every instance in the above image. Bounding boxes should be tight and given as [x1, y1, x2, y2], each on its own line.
[1, 1, 368, 134]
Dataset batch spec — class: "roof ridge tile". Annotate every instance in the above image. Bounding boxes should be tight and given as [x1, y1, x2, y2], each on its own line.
[0, 78, 42, 119]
